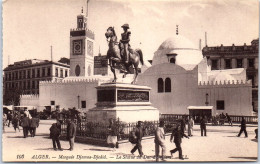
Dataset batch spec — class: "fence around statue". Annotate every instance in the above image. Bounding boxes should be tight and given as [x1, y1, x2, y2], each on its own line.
[60, 118, 176, 141]
[60, 114, 257, 145]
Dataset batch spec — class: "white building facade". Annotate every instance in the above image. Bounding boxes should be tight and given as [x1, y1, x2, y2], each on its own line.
[137, 35, 254, 116]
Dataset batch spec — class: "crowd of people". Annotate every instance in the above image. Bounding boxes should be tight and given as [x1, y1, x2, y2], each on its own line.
[3, 110, 40, 137]
[212, 113, 233, 126]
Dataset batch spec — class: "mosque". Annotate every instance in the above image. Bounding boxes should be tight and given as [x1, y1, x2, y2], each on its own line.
[20, 10, 254, 117]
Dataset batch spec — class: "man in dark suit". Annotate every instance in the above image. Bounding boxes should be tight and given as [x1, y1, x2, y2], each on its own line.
[30, 116, 39, 137]
[237, 117, 248, 137]
[170, 123, 189, 160]
[21, 116, 30, 138]
[180, 117, 186, 134]
[67, 118, 76, 151]
[7, 112, 13, 127]
[200, 116, 207, 136]
[50, 120, 63, 151]
[131, 121, 144, 157]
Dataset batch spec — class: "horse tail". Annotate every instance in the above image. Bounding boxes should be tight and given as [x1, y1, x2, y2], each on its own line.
[136, 49, 144, 65]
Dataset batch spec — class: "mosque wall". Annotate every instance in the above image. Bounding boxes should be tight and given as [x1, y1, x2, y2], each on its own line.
[38, 79, 99, 111]
[138, 64, 254, 116]
[197, 80, 252, 116]
[20, 94, 39, 107]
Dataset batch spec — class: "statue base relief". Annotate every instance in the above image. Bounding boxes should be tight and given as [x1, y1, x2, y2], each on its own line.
[87, 82, 159, 123]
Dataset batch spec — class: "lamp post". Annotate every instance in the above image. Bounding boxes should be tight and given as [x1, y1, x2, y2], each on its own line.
[77, 95, 80, 109]
[205, 93, 209, 106]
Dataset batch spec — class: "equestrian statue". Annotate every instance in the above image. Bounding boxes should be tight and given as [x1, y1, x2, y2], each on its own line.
[105, 24, 144, 84]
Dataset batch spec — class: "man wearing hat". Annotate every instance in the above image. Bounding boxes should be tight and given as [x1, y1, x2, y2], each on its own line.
[66, 118, 76, 151]
[131, 121, 144, 156]
[170, 123, 189, 160]
[120, 23, 131, 64]
[155, 121, 166, 162]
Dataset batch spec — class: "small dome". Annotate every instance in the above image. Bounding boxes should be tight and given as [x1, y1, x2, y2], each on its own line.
[158, 35, 198, 50]
[212, 72, 236, 83]
[152, 35, 203, 66]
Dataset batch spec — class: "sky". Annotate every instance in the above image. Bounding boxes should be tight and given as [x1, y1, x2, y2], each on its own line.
[2, 0, 259, 68]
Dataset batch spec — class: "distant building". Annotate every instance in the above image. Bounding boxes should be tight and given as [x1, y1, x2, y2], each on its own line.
[202, 39, 259, 111]
[3, 59, 70, 105]
[94, 54, 109, 76]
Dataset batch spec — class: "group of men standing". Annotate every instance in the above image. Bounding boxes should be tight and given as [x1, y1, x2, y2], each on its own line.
[20, 113, 40, 138]
[49, 118, 76, 151]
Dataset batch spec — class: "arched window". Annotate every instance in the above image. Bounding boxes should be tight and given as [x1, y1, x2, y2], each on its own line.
[170, 58, 176, 64]
[165, 77, 171, 92]
[158, 78, 164, 93]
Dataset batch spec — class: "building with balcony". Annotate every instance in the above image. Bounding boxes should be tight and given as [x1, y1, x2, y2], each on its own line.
[202, 39, 259, 111]
[3, 59, 70, 105]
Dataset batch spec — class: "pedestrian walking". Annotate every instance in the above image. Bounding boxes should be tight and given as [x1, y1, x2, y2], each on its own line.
[7, 112, 13, 127]
[30, 116, 39, 137]
[21, 115, 30, 138]
[237, 117, 248, 137]
[12, 115, 20, 132]
[226, 113, 232, 126]
[170, 123, 189, 160]
[180, 117, 186, 134]
[67, 118, 76, 151]
[200, 116, 207, 136]
[107, 119, 119, 151]
[154, 121, 166, 162]
[50, 120, 63, 151]
[3, 113, 7, 132]
[187, 116, 194, 136]
[131, 121, 144, 157]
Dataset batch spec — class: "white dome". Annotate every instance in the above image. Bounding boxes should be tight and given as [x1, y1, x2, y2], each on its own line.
[152, 35, 203, 66]
[158, 35, 198, 50]
[211, 72, 236, 83]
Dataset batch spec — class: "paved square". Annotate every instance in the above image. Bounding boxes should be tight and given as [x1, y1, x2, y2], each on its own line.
[2, 120, 258, 162]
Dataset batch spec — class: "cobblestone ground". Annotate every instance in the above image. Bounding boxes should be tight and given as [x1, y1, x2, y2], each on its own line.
[2, 120, 258, 162]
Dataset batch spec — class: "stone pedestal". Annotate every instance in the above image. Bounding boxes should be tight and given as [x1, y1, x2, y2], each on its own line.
[87, 82, 159, 123]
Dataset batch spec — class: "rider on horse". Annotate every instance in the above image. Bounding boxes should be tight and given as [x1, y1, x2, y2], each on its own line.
[120, 24, 132, 64]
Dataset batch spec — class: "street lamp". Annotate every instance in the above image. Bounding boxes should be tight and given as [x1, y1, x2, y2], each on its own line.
[205, 93, 209, 106]
[77, 95, 80, 109]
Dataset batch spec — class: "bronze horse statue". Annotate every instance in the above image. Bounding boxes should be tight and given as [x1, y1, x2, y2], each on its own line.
[105, 26, 144, 84]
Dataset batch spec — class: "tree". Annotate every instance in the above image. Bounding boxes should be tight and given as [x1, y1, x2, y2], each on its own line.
[58, 57, 70, 65]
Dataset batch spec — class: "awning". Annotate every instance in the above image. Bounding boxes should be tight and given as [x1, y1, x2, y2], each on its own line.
[3, 105, 13, 110]
[14, 106, 37, 110]
[187, 106, 213, 110]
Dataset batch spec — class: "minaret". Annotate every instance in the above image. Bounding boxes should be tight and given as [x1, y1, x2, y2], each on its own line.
[69, 4, 94, 77]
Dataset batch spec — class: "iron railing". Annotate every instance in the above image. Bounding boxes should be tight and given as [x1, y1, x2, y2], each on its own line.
[61, 119, 177, 141]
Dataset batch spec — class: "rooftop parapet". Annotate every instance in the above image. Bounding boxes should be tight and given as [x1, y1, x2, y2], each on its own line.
[40, 77, 100, 85]
[70, 27, 94, 34]
[20, 94, 39, 98]
[198, 79, 252, 87]
[70, 28, 95, 40]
